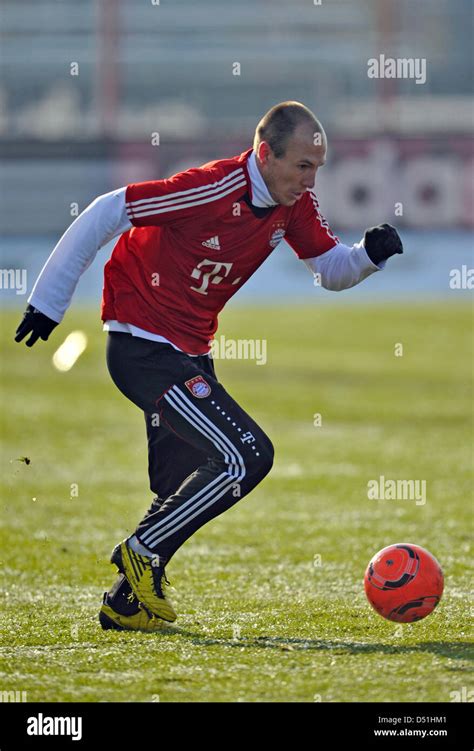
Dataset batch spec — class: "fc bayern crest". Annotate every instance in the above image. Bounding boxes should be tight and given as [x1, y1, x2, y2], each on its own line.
[269, 221, 286, 248]
[184, 375, 212, 398]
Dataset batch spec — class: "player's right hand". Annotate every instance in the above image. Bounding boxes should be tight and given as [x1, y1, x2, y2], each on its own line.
[14, 304, 58, 347]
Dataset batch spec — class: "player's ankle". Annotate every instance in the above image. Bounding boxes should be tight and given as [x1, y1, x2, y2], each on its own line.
[128, 534, 154, 557]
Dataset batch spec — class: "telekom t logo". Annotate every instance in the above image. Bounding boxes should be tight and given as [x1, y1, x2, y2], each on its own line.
[190, 259, 241, 295]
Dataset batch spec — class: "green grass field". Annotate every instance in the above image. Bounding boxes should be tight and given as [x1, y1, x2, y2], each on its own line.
[1, 302, 472, 703]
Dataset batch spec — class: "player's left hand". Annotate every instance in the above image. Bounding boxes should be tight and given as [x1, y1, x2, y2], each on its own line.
[364, 223, 403, 266]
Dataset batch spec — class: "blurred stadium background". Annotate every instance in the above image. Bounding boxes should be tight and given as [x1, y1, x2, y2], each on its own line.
[0, 0, 472, 305]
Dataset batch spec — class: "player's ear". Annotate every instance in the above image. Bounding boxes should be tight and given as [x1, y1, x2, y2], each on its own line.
[257, 141, 270, 164]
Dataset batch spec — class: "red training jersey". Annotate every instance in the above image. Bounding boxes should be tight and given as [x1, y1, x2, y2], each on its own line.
[101, 148, 338, 354]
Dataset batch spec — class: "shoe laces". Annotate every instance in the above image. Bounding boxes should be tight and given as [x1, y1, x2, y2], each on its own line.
[149, 557, 171, 594]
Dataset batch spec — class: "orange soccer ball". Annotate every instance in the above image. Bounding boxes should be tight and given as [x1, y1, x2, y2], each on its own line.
[364, 543, 444, 623]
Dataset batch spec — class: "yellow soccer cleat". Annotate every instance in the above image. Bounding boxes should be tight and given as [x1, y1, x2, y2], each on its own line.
[99, 597, 167, 633]
[110, 540, 177, 622]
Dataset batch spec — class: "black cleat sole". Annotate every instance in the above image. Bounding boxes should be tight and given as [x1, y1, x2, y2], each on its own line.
[99, 609, 126, 631]
[110, 543, 125, 574]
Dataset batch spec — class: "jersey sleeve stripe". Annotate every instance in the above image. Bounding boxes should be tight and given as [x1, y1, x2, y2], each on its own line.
[127, 179, 247, 219]
[308, 189, 339, 242]
[127, 172, 246, 215]
[126, 167, 245, 209]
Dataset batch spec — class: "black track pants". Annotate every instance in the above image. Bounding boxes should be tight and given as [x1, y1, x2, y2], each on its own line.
[106, 332, 274, 562]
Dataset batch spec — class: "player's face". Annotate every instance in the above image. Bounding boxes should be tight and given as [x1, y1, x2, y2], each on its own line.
[257, 123, 327, 206]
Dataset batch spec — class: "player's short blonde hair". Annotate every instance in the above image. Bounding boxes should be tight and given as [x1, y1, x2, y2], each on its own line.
[253, 101, 324, 158]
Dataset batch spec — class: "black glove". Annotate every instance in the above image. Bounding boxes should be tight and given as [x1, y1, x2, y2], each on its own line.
[14, 304, 58, 347]
[364, 223, 403, 266]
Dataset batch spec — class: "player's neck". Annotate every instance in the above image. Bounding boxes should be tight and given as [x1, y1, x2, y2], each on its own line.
[248, 151, 279, 207]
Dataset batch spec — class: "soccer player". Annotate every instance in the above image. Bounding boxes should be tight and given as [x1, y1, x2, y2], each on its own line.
[15, 101, 403, 631]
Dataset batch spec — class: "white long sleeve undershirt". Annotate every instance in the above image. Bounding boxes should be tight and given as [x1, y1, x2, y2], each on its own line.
[302, 239, 385, 291]
[28, 187, 131, 323]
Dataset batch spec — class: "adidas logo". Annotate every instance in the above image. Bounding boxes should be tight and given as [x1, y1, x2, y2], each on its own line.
[202, 235, 221, 250]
